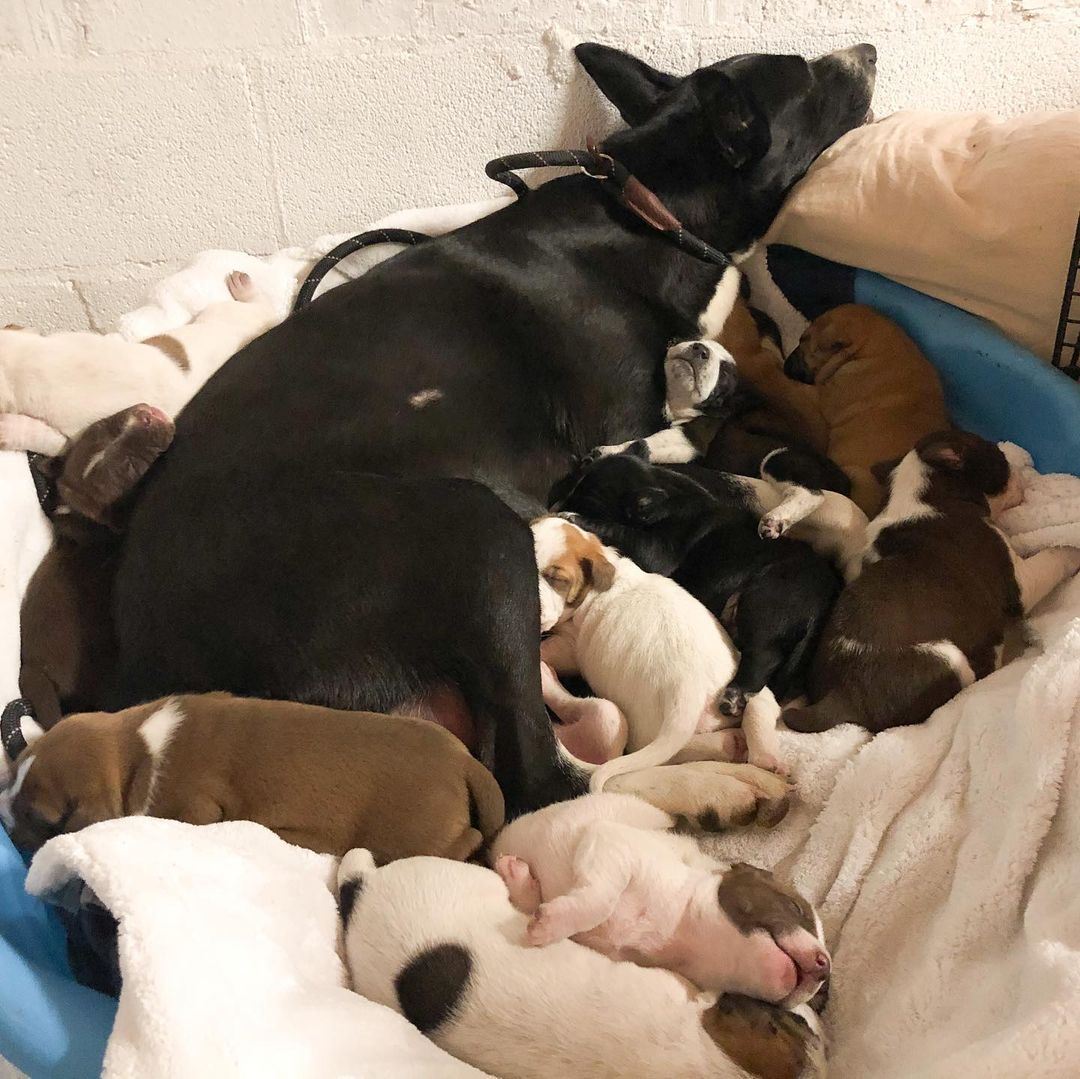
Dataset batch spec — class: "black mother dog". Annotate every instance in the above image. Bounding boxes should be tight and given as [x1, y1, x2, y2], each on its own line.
[110, 43, 876, 814]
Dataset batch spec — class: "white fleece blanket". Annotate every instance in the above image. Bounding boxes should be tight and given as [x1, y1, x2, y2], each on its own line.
[699, 448, 1080, 1078]
[25, 818, 484, 1079]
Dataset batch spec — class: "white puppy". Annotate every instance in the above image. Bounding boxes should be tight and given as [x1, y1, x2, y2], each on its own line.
[491, 792, 829, 1004]
[532, 515, 783, 783]
[338, 849, 826, 1079]
[0, 271, 276, 455]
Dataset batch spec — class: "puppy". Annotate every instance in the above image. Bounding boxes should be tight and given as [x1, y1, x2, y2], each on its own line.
[532, 515, 784, 779]
[491, 792, 829, 1004]
[1, 693, 503, 861]
[751, 304, 950, 517]
[785, 431, 1080, 734]
[0, 271, 276, 454]
[18, 405, 176, 728]
[338, 850, 827, 1079]
[550, 454, 841, 716]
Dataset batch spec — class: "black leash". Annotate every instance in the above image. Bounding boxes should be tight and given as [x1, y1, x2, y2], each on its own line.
[292, 228, 432, 312]
[484, 144, 733, 271]
[293, 142, 732, 311]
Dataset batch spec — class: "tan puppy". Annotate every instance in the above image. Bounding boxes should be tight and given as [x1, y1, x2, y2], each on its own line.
[734, 303, 949, 516]
[0, 694, 504, 861]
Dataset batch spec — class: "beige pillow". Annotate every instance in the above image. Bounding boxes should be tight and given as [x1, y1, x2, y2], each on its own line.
[768, 109, 1080, 362]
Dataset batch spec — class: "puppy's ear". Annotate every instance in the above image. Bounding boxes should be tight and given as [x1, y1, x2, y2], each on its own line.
[574, 43, 680, 126]
[583, 552, 616, 593]
[696, 70, 769, 171]
[624, 487, 669, 525]
[920, 438, 965, 471]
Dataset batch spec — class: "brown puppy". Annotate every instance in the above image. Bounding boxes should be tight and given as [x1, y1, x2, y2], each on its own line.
[784, 431, 1080, 734]
[18, 405, 175, 727]
[1, 693, 505, 861]
[737, 304, 949, 516]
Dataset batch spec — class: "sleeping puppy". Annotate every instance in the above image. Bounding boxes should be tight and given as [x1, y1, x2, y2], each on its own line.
[19, 405, 175, 728]
[785, 431, 1080, 734]
[0, 693, 503, 862]
[532, 516, 785, 779]
[751, 304, 949, 517]
[550, 454, 841, 717]
[0, 271, 276, 455]
[491, 792, 829, 1003]
[339, 850, 827, 1079]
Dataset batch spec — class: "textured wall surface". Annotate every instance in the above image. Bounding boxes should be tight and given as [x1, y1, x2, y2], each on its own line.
[1, 0, 1077, 331]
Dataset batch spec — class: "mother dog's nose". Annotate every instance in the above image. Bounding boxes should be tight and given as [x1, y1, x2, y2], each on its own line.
[853, 43, 876, 65]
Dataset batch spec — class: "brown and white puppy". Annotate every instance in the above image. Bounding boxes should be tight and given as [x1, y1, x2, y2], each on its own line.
[784, 431, 1080, 734]
[0, 271, 275, 455]
[742, 303, 950, 517]
[0, 693, 504, 861]
[533, 516, 785, 781]
[18, 405, 175, 728]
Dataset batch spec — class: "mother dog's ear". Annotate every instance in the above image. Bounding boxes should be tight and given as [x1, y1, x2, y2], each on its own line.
[574, 43, 680, 126]
[695, 69, 770, 171]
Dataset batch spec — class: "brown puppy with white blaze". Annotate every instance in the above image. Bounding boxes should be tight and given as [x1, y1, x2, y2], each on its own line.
[785, 431, 1080, 734]
[0, 693, 504, 861]
[747, 304, 949, 517]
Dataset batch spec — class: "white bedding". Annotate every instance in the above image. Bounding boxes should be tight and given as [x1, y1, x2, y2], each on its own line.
[12, 198, 1080, 1077]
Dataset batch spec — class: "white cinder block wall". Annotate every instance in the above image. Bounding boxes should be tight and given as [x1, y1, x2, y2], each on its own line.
[1, 0, 1077, 332]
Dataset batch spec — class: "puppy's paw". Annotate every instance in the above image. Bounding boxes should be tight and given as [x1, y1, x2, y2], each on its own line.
[226, 269, 257, 302]
[495, 855, 542, 914]
[525, 903, 570, 948]
[748, 751, 789, 779]
[718, 686, 748, 718]
[758, 513, 787, 540]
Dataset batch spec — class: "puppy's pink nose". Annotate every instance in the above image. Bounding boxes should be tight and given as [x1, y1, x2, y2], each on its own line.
[813, 950, 831, 974]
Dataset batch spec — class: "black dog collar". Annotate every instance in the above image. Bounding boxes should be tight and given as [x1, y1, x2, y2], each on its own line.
[2, 698, 36, 761]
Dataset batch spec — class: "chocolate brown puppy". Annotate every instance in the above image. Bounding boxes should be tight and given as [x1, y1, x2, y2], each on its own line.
[1, 693, 505, 862]
[785, 431, 1080, 734]
[18, 405, 175, 727]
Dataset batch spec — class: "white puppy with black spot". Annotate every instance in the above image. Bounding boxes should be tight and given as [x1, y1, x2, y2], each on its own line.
[338, 848, 827, 1079]
[532, 515, 785, 780]
[0, 271, 277, 456]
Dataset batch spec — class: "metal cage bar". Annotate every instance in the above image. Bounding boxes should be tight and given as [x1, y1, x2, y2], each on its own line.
[1053, 212, 1080, 379]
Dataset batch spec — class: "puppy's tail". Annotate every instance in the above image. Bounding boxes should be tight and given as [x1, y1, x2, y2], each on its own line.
[589, 687, 700, 793]
[782, 691, 861, 734]
[463, 754, 506, 844]
[336, 848, 377, 927]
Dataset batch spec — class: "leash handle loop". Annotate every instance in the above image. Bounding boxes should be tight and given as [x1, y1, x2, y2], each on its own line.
[293, 228, 433, 313]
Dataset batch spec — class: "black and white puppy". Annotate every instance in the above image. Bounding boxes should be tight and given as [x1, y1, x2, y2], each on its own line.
[592, 337, 854, 542]
[550, 453, 842, 716]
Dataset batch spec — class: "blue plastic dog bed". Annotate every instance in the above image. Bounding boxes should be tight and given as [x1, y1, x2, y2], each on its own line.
[2, 261, 1079, 1079]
